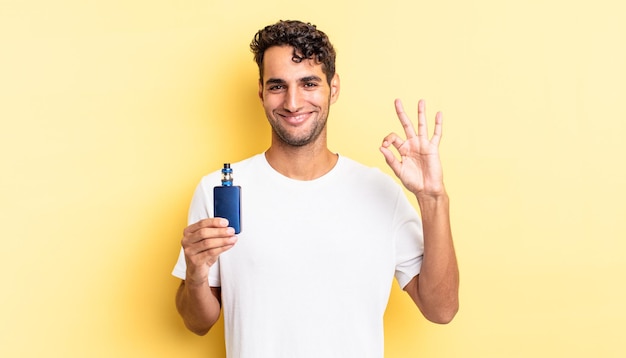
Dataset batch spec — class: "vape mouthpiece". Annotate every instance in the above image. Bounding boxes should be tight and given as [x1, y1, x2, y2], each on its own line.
[221, 163, 233, 186]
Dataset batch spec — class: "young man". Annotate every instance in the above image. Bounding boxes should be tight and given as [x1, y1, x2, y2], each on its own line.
[173, 20, 459, 357]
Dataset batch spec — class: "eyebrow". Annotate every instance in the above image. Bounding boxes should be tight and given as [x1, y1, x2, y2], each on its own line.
[265, 78, 286, 85]
[299, 76, 323, 83]
[264, 76, 323, 86]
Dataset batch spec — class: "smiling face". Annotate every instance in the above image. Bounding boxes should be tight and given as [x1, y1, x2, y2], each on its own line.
[258, 45, 340, 148]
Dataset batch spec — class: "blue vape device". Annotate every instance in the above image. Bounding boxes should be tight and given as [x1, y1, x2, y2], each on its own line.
[213, 163, 241, 234]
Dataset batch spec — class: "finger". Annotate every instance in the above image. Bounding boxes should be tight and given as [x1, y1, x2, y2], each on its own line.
[183, 226, 235, 246]
[196, 235, 238, 252]
[381, 132, 404, 151]
[184, 217, 229, 236]
[201, 243, 235, 258]
[184, 232, 237, 255]
[417, 99, 429, 138]
[395, 98, 417, 139]
[431, 111, 443, 145]
[380, 133, 404, 176]
[185, 237, 237, 264]
[196, 226, 235, 240]
[379, 146, 401, 177]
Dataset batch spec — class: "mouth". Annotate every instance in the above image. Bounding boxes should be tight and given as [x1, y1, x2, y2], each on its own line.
[278, 112, 313, 126]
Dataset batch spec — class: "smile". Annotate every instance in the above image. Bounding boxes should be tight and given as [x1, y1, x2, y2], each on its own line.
[278, 112, 312, 125]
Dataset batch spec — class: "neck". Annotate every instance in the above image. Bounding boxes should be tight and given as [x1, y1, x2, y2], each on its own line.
[265, 137, 338, 181]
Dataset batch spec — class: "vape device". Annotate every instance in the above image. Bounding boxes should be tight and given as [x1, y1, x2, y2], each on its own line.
[213, 163, 242, 234]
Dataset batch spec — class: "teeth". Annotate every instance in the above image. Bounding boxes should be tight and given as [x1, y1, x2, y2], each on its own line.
[282, 113, 309, 123]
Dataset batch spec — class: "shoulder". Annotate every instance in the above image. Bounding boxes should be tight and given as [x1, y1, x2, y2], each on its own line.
[335, 156, 403, 196]
[338, 156, 397, 184]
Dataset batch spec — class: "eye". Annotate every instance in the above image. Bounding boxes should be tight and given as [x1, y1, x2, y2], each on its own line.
[304, 82, 318, 88]
[268, 84, 285, 91]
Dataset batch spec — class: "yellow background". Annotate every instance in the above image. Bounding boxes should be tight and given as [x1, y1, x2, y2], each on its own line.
[1, 0, 625, 357]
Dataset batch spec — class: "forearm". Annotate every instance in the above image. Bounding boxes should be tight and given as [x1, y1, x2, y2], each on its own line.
[175, 280, 221, 335]
[413, 192, 459, 323]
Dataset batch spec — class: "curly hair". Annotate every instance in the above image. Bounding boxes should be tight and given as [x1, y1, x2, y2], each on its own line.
[250, 20, 336, 84]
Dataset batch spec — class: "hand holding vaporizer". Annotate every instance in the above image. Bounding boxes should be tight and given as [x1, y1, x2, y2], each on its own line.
[213, 163, 242, 234]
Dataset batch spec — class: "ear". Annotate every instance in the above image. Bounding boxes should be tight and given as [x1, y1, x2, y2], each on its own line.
[258, 79, 264, 101]
[329, 73, 340, 104]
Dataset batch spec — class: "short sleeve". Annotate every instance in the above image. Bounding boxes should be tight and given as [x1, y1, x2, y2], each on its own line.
[393, 191, 424, 288]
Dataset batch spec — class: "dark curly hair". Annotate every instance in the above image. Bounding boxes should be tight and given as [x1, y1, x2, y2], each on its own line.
[250, 20, 336, 84]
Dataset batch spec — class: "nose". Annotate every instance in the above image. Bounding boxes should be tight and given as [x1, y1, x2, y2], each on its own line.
[283, 87, 303, 112]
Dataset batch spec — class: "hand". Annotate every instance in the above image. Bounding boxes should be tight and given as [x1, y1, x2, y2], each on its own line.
[181, 218, 238, 285]
[380, 99, 445, 198]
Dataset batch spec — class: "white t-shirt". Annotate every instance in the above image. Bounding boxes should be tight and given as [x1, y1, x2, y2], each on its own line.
[172, 154, 424, 358]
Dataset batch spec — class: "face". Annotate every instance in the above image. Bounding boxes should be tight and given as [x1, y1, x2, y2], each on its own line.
[258, 46, 340, 147]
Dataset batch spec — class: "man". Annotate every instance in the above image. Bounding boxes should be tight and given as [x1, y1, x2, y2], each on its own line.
[172, 20, 459, 357]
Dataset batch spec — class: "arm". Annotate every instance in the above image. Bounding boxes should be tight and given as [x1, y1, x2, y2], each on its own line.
[175, 218, 238, 335]
[403, 193, 458, 324]
[176, 282, 222, 335]
[380, 99, 459, 324]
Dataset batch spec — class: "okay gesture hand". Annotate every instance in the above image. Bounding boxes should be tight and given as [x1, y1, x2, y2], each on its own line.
[380, 99, 446, 198]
